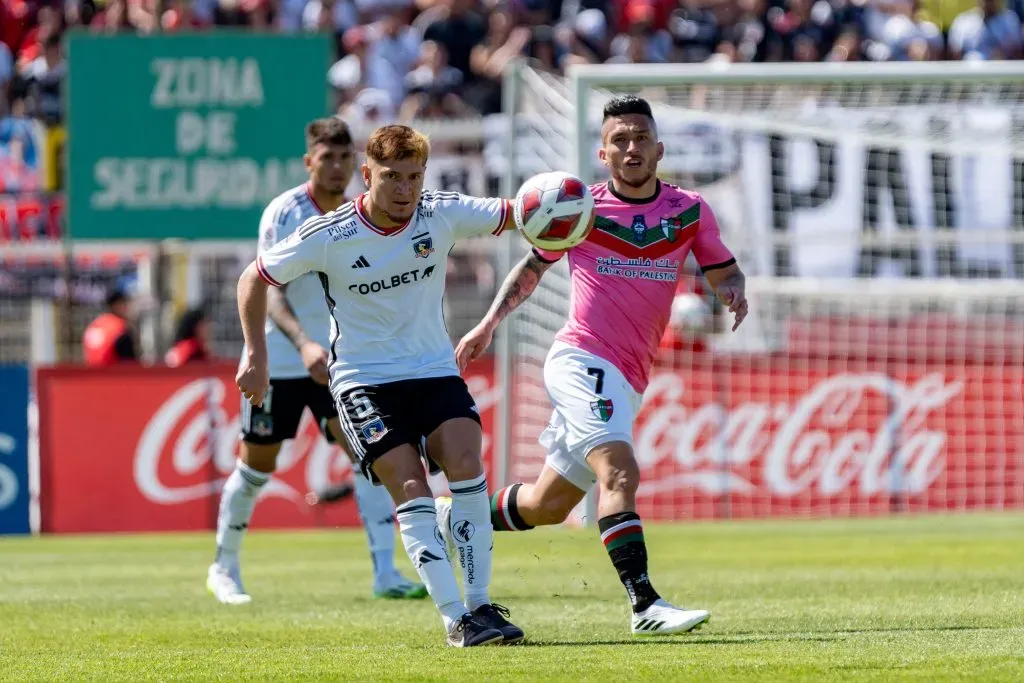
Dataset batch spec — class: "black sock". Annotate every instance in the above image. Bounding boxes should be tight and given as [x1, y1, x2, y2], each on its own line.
[490, 483, 534, 531]
[598, 511, 660, 613]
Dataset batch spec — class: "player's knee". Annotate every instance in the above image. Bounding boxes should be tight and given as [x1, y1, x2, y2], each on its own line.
[594, 452, 640, 496]
[440, 446, 483, 482]
[372, 447, 431, 503]
[241, 442, 281, 474]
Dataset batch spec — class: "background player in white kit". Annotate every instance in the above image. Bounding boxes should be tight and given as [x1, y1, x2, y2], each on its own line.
[235, 125, 524, 647]
[446, 96, 749, 636]
[208, 117, 426, 604]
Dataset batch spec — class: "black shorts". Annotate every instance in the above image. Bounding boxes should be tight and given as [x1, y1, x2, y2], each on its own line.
[240, 377, 339, 445]
[336, 375, 482, 484]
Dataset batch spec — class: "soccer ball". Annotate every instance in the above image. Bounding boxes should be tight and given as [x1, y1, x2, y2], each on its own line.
[670, 293, 711, 334]
[513, 171, 595, 251]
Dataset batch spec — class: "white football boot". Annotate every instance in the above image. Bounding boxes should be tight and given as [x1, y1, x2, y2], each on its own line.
[631, 599, 710, 636]
[434, 496, 457, 559]
[206, 563, 252, 605]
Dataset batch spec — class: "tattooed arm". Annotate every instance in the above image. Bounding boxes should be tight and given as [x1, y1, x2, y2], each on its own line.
[454, 250, 558, 370]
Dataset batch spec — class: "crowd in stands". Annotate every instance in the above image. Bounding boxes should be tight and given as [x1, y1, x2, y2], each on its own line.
[2, 0, 1024, 124]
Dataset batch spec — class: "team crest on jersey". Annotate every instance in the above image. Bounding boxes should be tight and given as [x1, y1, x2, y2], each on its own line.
[413, 236, 434, 258]
[631, 215, 648, 241]
[251, 414, 274, 437]
[659, 216, 682, 243]
[360, 417, 389, 444]
[590, 399, 614, 422]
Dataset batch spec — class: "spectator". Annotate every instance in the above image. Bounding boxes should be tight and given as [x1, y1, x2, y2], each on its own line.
[667, 0, 722, 62]
[948, 0, 1022, 60]
[328, 25, 370, 107]
[770, 0, 838, 62]
[161, 0, 206, 30]
[0, 40, 13, 114]
[365, 6, 422, 112]
[422, 0, 488, 83]
[22, 33, 66, 126]
[525, 23, 568, 71]
[401, 41, 472, 117]
[165, 306, 213, 367]
[90, 0, 152, 32]
[609, 3, 672, 63]
[0, 99, 39, 192]
[719, 0, 783, 63]
[556, 7, 609, 66]
[82, 278, 139, 367]
[467, 9, 530, 113]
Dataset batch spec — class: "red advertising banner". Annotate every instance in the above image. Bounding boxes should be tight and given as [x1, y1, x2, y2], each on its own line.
[37, 353, 1024, 532]
[0, 194, 64, 241]
[37, 360, 499, 533]
[635, 356, 1024, 519]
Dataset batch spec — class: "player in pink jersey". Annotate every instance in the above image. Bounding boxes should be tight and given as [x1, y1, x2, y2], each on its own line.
[441, 95, 748, 637]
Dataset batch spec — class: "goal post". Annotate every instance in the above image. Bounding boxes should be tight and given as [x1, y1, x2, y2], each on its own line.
[498, 60, 1024, 523]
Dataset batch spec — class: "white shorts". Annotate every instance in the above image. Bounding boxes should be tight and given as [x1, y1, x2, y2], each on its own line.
[540, 340, 643, 492]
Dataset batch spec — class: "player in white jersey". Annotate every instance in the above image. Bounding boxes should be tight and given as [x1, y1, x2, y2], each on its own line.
[207, 117, 426, 605]
[236, 125, 524, 647]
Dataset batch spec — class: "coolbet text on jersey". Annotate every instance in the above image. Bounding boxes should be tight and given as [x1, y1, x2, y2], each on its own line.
[255, 191, 510, 396]
[537, 181, 735, 392]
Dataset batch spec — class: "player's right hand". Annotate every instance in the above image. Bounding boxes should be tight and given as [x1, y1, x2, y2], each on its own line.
[455, 321, 495, 372]
[300, 341, 331, 386]
[237, 353, 270, 407]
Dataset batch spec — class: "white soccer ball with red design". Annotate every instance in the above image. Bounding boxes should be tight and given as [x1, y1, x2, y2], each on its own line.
[513, 171, 595, 251]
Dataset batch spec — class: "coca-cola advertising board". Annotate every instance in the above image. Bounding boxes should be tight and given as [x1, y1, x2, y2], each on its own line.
[37, 361, 500, 533]
[634, 356, 1024, 518]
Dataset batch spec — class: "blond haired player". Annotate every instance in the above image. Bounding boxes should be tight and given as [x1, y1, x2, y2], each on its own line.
[236, 125, 523, 647]
[208, 117, 426, 605]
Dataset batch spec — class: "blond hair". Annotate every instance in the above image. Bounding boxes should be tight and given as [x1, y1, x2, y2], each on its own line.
[365, 125, 430, 165]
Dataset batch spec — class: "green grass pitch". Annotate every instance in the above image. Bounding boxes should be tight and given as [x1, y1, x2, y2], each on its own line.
[2, 513, 1023, 681]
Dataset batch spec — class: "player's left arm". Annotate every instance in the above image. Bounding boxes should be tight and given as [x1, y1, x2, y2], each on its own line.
[691, 198, 748, 331]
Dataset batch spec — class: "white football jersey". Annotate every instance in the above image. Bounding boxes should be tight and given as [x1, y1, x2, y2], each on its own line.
[244, 183, 334, 379]
[257, 190, 510, 395]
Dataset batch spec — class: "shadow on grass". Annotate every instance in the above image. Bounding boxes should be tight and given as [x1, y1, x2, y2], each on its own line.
[516, 625, 999, 648]
[517, 633, 839, 647]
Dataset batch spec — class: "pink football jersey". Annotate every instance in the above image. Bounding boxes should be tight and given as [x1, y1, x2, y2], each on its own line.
[536, 181, 734, 393]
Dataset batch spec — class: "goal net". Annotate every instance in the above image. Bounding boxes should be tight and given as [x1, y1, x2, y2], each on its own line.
[497, 61, 1024, 522]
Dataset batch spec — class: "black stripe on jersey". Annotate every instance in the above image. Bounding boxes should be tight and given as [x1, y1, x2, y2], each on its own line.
[700, 257, 737, 273]
[298, 204, 356, 240]
[318, 272, 340, 367]
[411, 232, 429, 240]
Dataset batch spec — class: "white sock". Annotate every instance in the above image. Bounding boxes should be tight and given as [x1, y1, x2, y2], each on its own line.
[448, 474, 493, 611]
[215, 460, 269, 567]
[396, 497, 466, 628]
[353, 471, 397, 579]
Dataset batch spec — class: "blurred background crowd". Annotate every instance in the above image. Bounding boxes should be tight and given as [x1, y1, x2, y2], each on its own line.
[4, 0, 1024, 125]
[2, 0, 1024, 365]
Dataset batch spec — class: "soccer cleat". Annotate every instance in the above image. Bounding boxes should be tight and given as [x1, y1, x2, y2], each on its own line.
[373, 571, 428, 600]
[446, 613, 504, 648]
[435, 496, 457, 559]
[206, 563, 252, 605]
[631, 599, 710, 636]
[473, 603, 525, 645]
